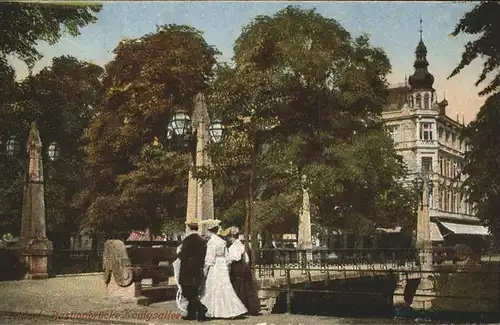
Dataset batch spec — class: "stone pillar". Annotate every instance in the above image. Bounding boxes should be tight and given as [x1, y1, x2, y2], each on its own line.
[416, 178, 432, 268]
[185, 94, 214, 236]
[415, 176, 434, 309]
[297, 175, 313, 262]
[19, 122, 53, 279]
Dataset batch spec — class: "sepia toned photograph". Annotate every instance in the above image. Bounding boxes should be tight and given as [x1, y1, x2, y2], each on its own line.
[0, 1, 499, 324]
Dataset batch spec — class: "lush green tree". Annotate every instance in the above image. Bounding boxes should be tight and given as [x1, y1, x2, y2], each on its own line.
[0, 2, 101, 68]
[448, 1, 500, 239]
[448, 1, 500, 96]
[0, 56, 103, 247]
[206, 6, 416, 255]
[80, 25, 220, 236]
[460, 94, 500, 237]
[0, 1, 101, 241]
[115, 140, 190, 235]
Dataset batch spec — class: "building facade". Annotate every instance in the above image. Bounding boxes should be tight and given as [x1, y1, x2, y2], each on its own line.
[381, 32, 489, 246]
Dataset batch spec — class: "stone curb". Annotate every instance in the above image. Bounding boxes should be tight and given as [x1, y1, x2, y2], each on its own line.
[54, 272, 105, 278]
[0, 310, 183, 325]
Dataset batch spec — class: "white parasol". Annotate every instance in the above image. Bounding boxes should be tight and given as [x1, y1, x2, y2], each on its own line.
[172, 257, 188, 315]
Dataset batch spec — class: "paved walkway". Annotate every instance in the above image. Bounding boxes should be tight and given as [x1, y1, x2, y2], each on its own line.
[0, 274, 396, 325]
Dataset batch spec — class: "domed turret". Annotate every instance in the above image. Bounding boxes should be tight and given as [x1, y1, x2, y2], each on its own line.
[408, 19, 434, 91]
[408, 40, 435, 90]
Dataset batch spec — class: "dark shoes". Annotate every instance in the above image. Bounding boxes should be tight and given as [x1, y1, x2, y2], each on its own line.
[197, 305, 208, 322]
[182, 315, 196, 321]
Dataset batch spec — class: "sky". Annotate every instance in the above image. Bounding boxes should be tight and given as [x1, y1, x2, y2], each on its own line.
[9, 1, 485, 124]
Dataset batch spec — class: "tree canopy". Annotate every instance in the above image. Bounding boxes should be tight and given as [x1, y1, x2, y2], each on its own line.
[206, 6, 416, 241]
[0, 2, 102, 68]
[449, 1, 500, 239]
[0, 56, 103, 246]
[461, 94, 500, 237]
[80, 24, 220, 236]
[448, 1, 500, 96]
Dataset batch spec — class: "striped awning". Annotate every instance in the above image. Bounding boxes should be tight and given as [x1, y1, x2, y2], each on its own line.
[439, 221, 490, 236]
[430, 222, 444, 241]
[127, 230, 164, 242]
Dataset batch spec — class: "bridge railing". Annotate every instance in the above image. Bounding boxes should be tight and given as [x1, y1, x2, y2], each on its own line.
[251, 248, 419, 277]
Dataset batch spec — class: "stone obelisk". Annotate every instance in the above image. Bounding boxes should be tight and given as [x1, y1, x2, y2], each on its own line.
[20, 122, 53, 279]
[297, 174, 313, 262]
[185, 94, 214, 235]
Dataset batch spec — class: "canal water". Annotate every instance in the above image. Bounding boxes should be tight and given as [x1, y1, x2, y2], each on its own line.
[273, 275, 500, 324]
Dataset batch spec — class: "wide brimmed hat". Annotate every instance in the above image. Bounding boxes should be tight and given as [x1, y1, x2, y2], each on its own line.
[201, 219, 221, 229]
[219, 227, 232, 237]
[185, 219, 199, 228]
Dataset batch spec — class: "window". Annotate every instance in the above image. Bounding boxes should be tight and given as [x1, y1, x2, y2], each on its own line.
[449, 190, 454, 213]
[421, 157, 432, 173]
[438, 127, 443, 139]
[440, 159, 444, 175]
[440, 187, 445, 210]
[437, 187, 443, 210]
[409, 95, 414, 108]
[424, 93, 430, 109]
[420, 123, 433, 140]
[444, 188, 449, 211]
[387, 125, 400, 143]
[416, 93, 422, 108]
[452, 162, 457, 178]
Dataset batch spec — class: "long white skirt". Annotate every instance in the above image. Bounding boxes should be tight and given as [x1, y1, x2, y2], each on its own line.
[200, 257, 248, 318]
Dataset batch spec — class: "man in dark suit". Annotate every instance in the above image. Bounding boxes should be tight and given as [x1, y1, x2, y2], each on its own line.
[178, 220, 208, 321]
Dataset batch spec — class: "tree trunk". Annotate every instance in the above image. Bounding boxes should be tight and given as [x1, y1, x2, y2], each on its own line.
[244, 199, 251, 252]
[249, 140, 258, 268]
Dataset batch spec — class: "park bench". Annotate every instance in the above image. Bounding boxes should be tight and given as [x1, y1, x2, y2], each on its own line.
[103, 239, 177, 305]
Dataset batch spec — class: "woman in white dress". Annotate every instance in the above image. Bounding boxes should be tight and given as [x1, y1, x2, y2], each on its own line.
[200, 219, 248, 319]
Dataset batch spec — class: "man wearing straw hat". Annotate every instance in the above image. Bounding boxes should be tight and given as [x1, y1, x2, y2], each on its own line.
[177, 219, 208, 321]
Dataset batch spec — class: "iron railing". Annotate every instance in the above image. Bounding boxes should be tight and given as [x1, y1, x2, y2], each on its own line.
[48, 249, 104, 275]
[2, 246, 499, 277]
[250, 248, 420, 277]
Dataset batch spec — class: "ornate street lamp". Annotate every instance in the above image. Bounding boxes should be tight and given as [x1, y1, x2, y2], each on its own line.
[47, 142, 60, 161]
[166, 95, 226, 235]
[6, 136, 20, 157]
[413, 174, 433, 203]
[427, 180, 434, 194]
[169, 110, 192, 138]
[209, 118, 224, 143]
[413, 175, 424, 193]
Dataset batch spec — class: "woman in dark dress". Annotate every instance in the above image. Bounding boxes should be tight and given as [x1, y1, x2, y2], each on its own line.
[227, 227, 261, 315]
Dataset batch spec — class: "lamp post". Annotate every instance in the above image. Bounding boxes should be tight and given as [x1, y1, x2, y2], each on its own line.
[167, 94, 224, 235]
[412, 172, 433, 269]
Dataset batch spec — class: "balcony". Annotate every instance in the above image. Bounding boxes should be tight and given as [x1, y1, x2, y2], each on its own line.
[416, 139, 438, 148]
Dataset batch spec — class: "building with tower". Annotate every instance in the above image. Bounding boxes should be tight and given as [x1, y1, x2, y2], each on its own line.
[381, 22, 491, 251]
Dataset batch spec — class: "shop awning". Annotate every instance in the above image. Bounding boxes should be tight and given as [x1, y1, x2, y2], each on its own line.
[439, 221, 490, 236]
[430, 222, 444, 241]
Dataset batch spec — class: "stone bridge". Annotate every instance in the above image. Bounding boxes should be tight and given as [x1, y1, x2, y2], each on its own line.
[251, 247, 498, 313]
[253, 263, 423, 313]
